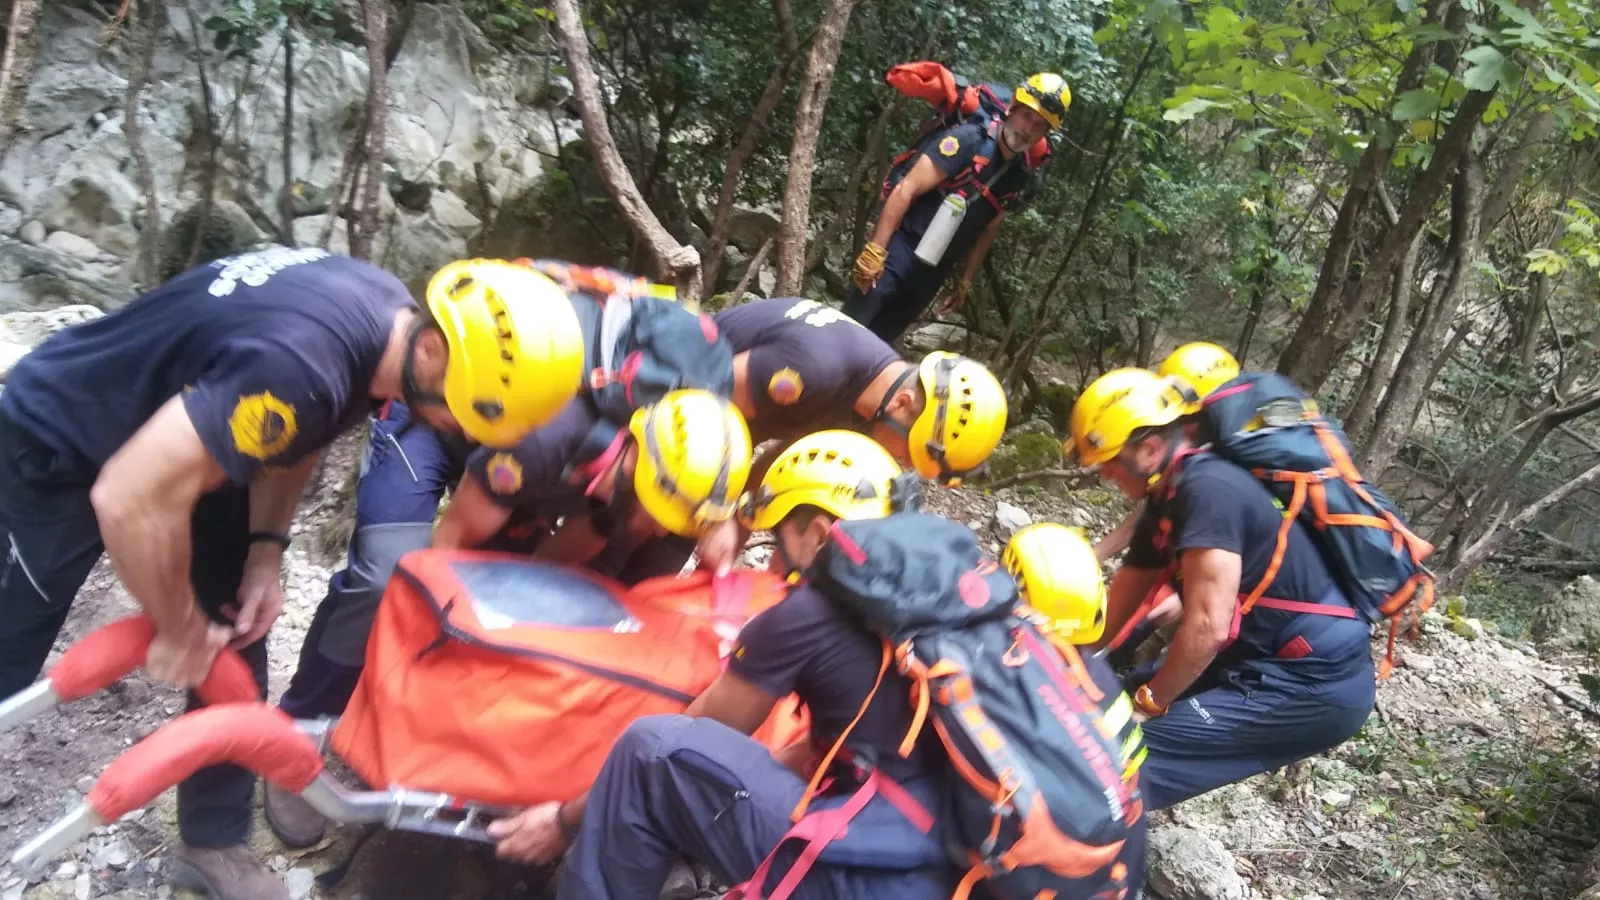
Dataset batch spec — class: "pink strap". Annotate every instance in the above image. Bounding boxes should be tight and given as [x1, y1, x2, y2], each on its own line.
[1253, 596, 1358, 619]
[725, 771, 890, 900]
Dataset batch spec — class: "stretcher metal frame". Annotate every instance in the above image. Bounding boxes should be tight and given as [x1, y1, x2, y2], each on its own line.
[0, 615, 519, 881]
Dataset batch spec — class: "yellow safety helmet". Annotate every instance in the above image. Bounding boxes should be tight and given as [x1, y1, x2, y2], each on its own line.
[1067, 367, 1187, 467]
[627, 389, 753, 538]
[424, 259, 586, 447]
[1002, 523, 1106, 644]
[909, 352, 1008, 487]
[738, 430, 902, 532]
[1013, 73, 1072, 130]
[1158, 342, 1240, 414]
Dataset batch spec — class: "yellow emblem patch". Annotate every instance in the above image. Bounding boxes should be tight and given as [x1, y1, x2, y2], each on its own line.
[767, 368, 805, 406]
[228, 392, 297, 460]
[939, 135, 961, 157]
[486, 452, 524, 495]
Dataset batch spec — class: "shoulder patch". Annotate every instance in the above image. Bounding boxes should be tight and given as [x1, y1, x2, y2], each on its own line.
[767, 368, 805, 406]
[938, 135, 961, 157]
[228, 392, 298, 460]
[485, 451, 524, 495]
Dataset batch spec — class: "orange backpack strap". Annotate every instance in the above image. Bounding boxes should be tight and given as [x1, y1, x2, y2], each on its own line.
[789, 640, 889, 822]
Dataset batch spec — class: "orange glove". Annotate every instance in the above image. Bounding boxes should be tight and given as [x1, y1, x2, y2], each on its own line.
[851, 242, 889, 292]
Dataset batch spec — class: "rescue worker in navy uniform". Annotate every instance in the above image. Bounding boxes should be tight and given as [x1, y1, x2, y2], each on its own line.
[0, 251, 586, 899]
[696, 295, 1011, 569]
[1069, 368, 1376, 811]
[484, 430, 956, 898]
[261, 389, 755, 847]
[842, 73, 1071, 344]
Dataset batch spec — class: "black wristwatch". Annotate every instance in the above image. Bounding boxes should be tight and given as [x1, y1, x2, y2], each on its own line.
[248, 531, 291, 550]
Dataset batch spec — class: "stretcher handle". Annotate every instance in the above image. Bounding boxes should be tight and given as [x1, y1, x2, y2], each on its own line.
[0, 614, 260, 735]
[56, 615, 259, 703]
[11, 704, 322, 877]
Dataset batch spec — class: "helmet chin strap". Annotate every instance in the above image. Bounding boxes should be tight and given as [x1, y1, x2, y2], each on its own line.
[871, 366, 918, 438]
[1137, 435, 1183, 495]
[773, 536, 803, 585]
[401, 317, 448, 411]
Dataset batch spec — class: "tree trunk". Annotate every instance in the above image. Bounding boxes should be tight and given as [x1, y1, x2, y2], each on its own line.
[181, 1, 219, 272]
[1361, 148, 1485, 480]
[123, 0, 163, 284]
[1272, 18, 1441, 384]
[772, 0, 857, 297]
[348, 0, 389, 260]
[1437, 390, 1600, 560]
[699, 0, 797, 297]
[1006, 36, 1157, 369]
[1442, 455, 1600, 591]
[1287, 88, 1495, 392]
[551, 0, 701, 296]
[0, 0, 38, 160]
[1498, 268, 1551, 430]
[1344, 226, 1422, 442]
[279, 25, 296, 245]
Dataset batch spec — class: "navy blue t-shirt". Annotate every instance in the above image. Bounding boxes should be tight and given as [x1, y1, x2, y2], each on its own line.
[729, 584, 941, 778]
[463, 400, 691, 584]
[466, 400, 598, 522]
[712, 298, 901, 442]
[1127, 455, 1370, 667]
[2, 249, 411, 485]
[900, 123, 1036, 265]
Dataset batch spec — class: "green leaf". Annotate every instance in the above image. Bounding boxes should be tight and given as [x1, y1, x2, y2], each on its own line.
[1163, 97, 1226, 122]
[1392, 89, 1441, 120]
[1525, 248, 1571, 276]
[1576, 673, 1599, 703]
[1490, 0, 1553, 47]
[1462, 45, 1520, 91]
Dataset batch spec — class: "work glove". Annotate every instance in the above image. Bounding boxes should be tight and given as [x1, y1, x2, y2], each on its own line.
[851, 242, 889, 293]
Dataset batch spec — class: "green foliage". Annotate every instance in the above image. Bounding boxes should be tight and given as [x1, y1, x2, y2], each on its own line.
[1456, 569, 1548, 639]
[984, 431, 1063, 480]
[1525, 200, 1600, 277]
[463, 0, 553, 45]
[204, 0, 336, 58]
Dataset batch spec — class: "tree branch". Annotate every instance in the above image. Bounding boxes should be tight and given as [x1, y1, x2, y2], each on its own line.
[0, 0, 39, 162]
[700, 0, 801, 296]
[551, 0, 701, 296]
[773, 0, 857, 296]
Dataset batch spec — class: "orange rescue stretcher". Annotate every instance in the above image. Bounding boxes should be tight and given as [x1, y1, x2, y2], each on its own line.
[2, 550, 810, 878]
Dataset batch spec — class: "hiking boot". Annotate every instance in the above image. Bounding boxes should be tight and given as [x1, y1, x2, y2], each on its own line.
[169, 844, 288, 900]
[264, 781, 328, 848]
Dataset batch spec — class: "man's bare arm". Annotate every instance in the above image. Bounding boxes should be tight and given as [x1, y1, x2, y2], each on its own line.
[1094, 500, 1145, 562]
[870, 155, 948, 248]
[432, 476, 512, 549]
[1144, 548, 1241, 708]
[250, 454, 320, 537]
[1096, 564, 1166, 653]
[90, 396, 230, 638]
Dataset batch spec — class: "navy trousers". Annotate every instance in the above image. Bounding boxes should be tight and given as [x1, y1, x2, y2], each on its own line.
[278, 402, 461, 719]
[0, 409, 269, 847]
[558, 715, 956, 900]
[1127, 651, 1376, 811]
[840, 232, 955, 344]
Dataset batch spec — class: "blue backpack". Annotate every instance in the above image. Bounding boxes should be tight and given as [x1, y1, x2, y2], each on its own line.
[742, 512, 1147, 900]
[517, 259, 735, 427]
[1186, 371, 1436, 675]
